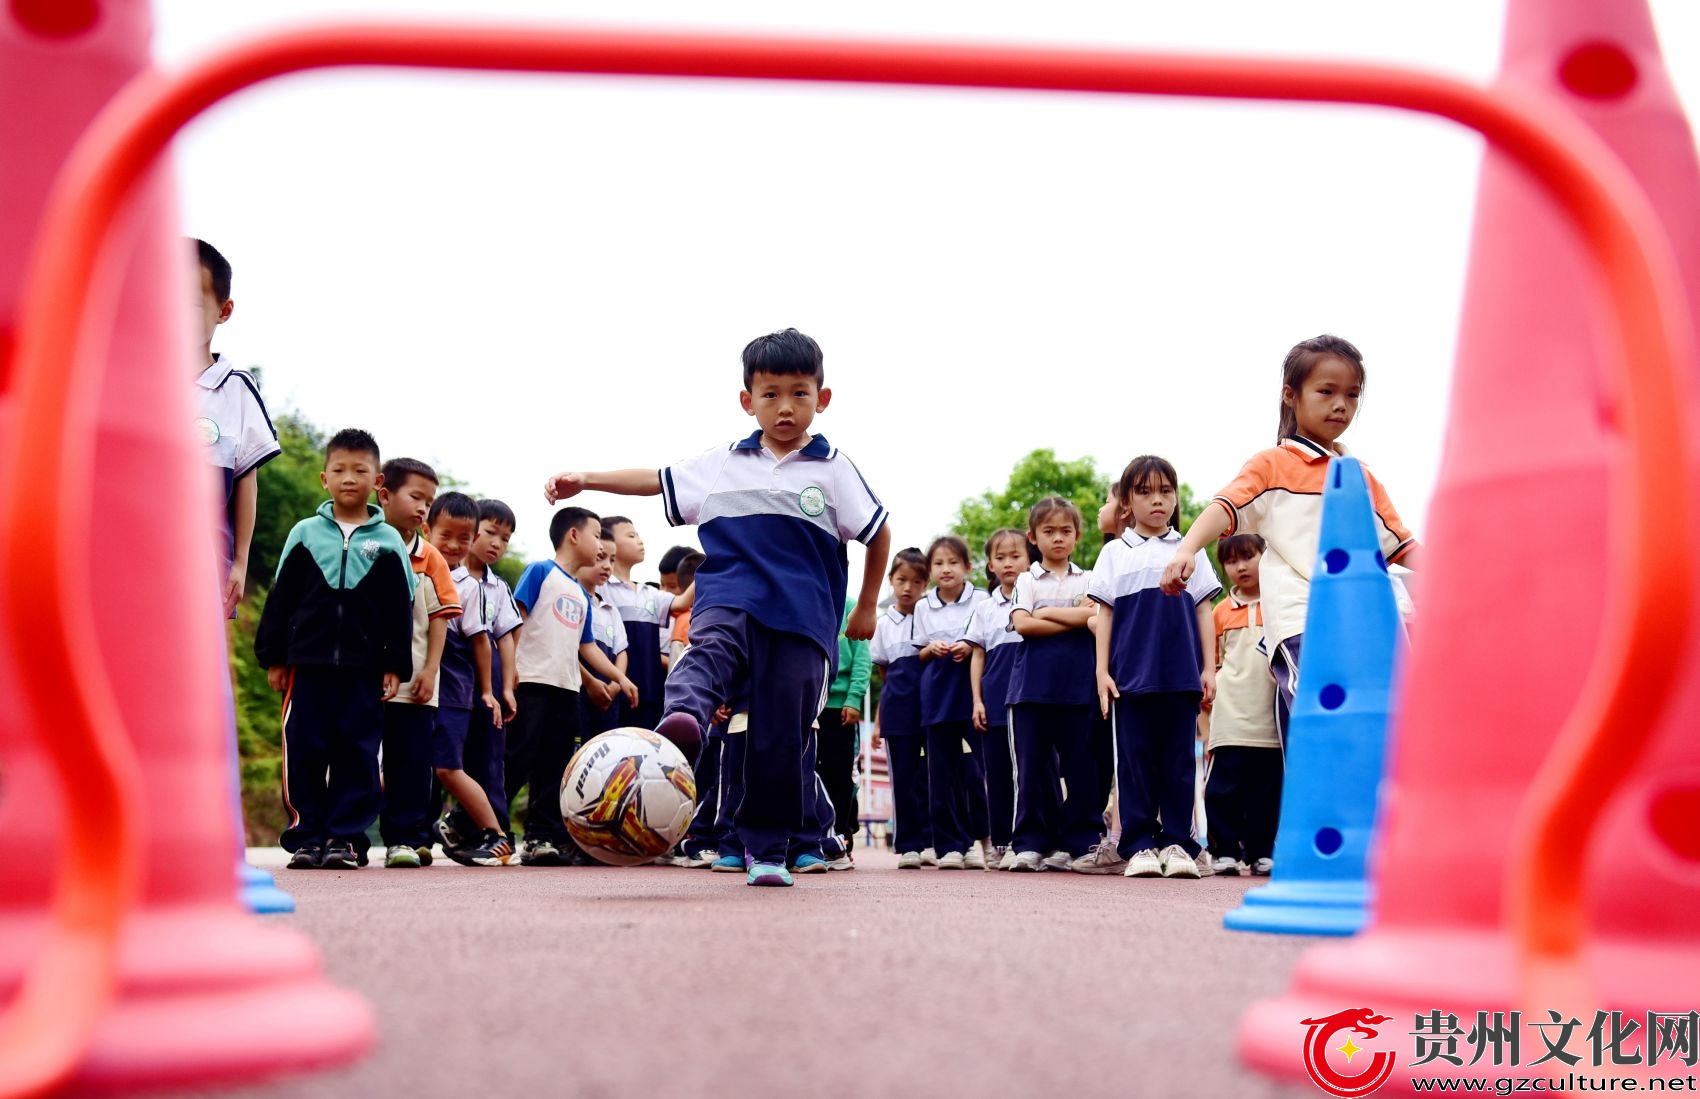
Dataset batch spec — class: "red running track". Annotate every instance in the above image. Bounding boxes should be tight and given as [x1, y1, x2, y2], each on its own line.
[182, 849, 1314, 1099]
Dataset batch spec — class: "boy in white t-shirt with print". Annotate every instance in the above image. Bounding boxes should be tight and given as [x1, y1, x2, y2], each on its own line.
[505, 506, 638, 866]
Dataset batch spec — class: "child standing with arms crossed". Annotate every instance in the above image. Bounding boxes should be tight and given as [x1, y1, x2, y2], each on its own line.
[1005, 499, 1105, 874]
[967, 530, 1026, 870]
[871, 548, 931, 869]
[543, 328, 890, 887]
[1161, 335, 1418, 744]
[1091, 456, 1221, 879]
[914, 536, 990, 870]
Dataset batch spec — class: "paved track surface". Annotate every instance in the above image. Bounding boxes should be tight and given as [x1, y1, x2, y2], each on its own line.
[178, 849, 1316, 1099]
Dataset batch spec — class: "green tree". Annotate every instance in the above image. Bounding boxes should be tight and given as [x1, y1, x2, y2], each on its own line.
[952, 449, 1112, 572]
[951, 448, 1220, 585]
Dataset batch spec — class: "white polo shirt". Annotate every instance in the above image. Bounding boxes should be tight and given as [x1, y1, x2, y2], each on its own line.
[659, 430, 887, 658]
[194, 355, 281, 569]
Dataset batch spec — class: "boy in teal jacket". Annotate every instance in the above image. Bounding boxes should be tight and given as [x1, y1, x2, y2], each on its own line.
[256, 428, 415, 870]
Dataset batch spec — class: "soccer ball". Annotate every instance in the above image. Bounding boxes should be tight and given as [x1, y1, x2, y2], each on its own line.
[560, 727, 697, 866]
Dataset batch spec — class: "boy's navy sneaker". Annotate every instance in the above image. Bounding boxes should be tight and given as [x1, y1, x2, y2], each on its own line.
[746, 861, 793, 887]
[792, 854, 828, 874]
[466, 830, 515, 866]
[653, 712, 702, 757]
[320, 841, 360, 870]
[286, 844, 324, 870]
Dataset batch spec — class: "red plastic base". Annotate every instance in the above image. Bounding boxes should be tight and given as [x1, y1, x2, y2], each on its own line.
[0, 905, 373, 1092]
[1238, 929, 1700, 1095]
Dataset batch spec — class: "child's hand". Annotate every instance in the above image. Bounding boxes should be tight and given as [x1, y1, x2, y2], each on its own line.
[408, 670, 435, 706]
[842, 705, 861, 726]
[481, 690, 503, 728]
[1200, 666, 1217, 706]
[949, 640, 971, 662]
[585, 678, 613, 711]
[846, 603, 876, 641]
[222, 565, 245, 618]
[972, 701, 987, 732]
[1096, 669, 1120, 718]
[542, 471, 585, 504]
[1160, 551, 1194, 595]
[266, 666, 289, 693]
[502, 688, 518, 722]
[617, 676, 639, 708]
[381, 673, 400, 701]
[712, 704, 733, 725]
[871, 725, 882, 751]
[926, 640, 953, 658]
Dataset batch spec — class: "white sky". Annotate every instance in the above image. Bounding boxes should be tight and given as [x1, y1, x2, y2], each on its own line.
[159, 2, 1700, 590]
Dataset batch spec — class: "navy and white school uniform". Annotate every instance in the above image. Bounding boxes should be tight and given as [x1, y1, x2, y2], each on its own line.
[445, 567, 522, 836]
[1007, 561, 1103, 858]
[434, 565, 490, 772]
[582, 588, 631, 735]
[913, 585, 990, 858]
[601, 576, 675, 730]
[1088, 528, 1221, 860]
[194, 355, 281, 604]
[658, 430, 887, 867]
[870, 605, 929, 856]
[962, 586, 1021, 849]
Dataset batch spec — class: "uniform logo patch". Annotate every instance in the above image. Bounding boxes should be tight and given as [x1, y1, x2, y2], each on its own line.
[798, 485, 827, 517]
[193, 417, 221, 446]
[359, 540, 382, 561]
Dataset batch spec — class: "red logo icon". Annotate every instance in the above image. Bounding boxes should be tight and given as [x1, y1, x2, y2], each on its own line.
[1300, 1008, 1398, 1097]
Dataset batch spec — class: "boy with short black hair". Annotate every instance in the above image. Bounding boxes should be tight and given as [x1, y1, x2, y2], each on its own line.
[577, 527, 630, 738]
[1203, 533, 1282, 876]
[437, 500, 523, 848]
[376, 457, 463, 868]
[657, 544, 695, 595]
[600, 517, 674, 729]
[191, 238, 280, 617]
[256, 428, 414, 870]
[506, 506, 639, 865]
[543, 327, 891, 887]
[426, 492, 512, 866]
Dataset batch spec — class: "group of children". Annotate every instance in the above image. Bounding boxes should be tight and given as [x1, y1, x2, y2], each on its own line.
[867, 334, 1417, 881]
[207, 229, 1416, 887]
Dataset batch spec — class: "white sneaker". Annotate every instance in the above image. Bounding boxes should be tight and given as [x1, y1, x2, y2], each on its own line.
[1042, 850, 1073, 872]
[897, 851, 923, 869]
[1251, 857, 1274, 876]
[1211, 855, 1245, 876]
[1159, 844, 1200, 879]
[1123, 848, 1163, 877]
[964, 843, 987, 870]
[997, 847, 1018, 871]
[827, 853, 855, 871]
[1070, 840, 1129, 875]
[937, 851, 967, 870]
[920, 847, 939, 867]
[1009, 850, 1044, 872]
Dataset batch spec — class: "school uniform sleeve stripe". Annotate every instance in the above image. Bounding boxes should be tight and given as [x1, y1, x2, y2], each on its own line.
[854, 505, 887, 545]
[659, 467, 683, 526]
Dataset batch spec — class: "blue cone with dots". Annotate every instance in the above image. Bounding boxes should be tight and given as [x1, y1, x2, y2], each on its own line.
[1224, 456, 1404, 936]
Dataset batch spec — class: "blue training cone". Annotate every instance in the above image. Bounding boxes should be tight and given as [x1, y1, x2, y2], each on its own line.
[1224, 456, 1403, 936]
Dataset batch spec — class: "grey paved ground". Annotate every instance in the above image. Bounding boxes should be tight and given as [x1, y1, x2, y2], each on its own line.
[171, 849, 1316, 1099]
